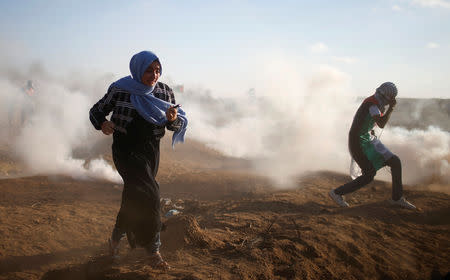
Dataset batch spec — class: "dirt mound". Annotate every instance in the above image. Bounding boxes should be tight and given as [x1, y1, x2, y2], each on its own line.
[162, 215, 224, 252]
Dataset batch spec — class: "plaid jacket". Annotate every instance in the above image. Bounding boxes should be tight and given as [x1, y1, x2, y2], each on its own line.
[89, 82, 182, 137]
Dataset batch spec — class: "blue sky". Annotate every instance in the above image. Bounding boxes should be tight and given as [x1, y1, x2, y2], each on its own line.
[1, 0, 449, 98]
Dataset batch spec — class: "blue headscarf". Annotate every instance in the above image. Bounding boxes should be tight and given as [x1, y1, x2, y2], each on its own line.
[112, 51, 188, 147]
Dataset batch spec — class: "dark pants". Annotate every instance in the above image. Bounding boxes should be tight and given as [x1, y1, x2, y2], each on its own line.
[111, 140, 162, 253]
[335, 138, 403, 200]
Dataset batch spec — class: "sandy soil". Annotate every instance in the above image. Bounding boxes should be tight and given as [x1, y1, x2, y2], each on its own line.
[0, 139, 449, 280]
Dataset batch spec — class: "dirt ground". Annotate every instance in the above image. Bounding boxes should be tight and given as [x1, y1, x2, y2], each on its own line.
[0, 139, 449, 280]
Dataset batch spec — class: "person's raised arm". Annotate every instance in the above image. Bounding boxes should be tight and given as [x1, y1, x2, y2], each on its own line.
[164, 86, 182, 132]
[165, 105, 183, 132]
[373, 98, 396, 128]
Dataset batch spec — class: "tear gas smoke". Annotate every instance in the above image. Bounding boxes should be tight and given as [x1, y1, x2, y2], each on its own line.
[177, 59, 449, 186]
[1, 58, 448, 187]
[0, 65, 121, 183]
[382, 126, 450, 183]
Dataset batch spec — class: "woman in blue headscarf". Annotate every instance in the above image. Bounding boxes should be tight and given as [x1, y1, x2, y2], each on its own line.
[89, 51, 187, 269]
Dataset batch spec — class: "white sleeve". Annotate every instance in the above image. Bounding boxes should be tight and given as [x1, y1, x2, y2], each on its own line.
[369, 105, 381, 117]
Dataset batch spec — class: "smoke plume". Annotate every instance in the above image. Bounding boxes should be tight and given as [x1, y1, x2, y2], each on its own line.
[1, 56, 448, 187]
[0, 63, 121, 183]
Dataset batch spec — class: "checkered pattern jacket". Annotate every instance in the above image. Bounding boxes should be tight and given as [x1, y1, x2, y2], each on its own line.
[89, 82, 182, 136]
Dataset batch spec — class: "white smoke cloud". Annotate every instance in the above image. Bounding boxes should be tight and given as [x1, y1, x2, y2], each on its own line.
[382, 126, 450, 183]
[177, 59, 356, 186]
[0, 65, 122, 183]
[177, 57, 450, 187]
[1, 54, 448, 189]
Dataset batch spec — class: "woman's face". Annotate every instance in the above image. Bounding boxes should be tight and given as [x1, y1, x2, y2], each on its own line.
[141, 60, 161, 87]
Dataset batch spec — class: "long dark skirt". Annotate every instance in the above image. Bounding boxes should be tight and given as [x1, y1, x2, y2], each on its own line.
[112, 139, 162, 249]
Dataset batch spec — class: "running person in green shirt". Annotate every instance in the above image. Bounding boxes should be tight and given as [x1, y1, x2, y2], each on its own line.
[329, 82, 416, 209]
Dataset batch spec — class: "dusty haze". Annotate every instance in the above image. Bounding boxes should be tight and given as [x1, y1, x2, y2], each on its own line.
[0, 59, 449, 187]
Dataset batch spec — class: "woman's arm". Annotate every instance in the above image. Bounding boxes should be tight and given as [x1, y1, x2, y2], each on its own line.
[156, 83, 182, 131]
[166, 106, 183, 131]
[89, 86, 117, 133]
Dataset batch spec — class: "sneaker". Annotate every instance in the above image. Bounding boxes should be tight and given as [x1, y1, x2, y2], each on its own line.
[329, 190, 349, 207]
[390, 196, 416, 210]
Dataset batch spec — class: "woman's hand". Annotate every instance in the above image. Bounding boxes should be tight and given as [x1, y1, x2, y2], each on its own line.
[101, 121, 115, 135]
[166, 106, 178, 122]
